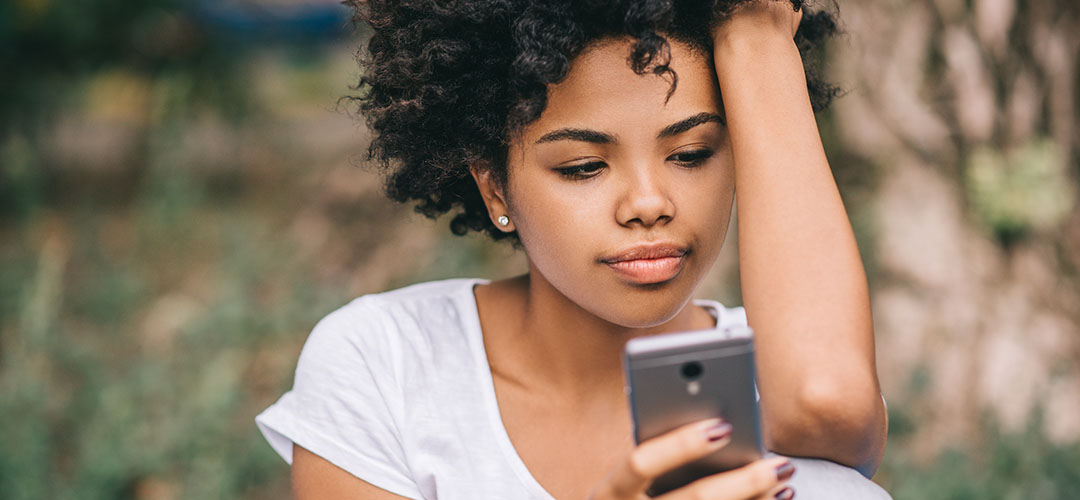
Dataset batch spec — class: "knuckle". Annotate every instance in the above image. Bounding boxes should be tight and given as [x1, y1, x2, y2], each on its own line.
[752, 463, 779, 491]
[686, 483, 712, 500]
[678, 427, 703, 452]
[626, 450, 651, 479]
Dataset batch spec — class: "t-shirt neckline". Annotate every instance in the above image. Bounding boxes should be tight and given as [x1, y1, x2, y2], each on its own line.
[457, 278, 724, 500]
[458, 278, 556, 499]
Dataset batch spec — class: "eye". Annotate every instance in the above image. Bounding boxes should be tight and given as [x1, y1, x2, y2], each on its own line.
[554, 161, 605, 180]
[668, 149, 714, 167]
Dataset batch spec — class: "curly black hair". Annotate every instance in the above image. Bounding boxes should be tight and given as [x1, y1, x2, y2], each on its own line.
[346, 0, 840, 242]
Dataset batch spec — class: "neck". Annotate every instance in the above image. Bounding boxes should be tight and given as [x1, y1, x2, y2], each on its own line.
[478, 266, 715, 403]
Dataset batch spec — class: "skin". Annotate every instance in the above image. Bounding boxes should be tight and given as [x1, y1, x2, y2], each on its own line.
[292, 1, 887, 498]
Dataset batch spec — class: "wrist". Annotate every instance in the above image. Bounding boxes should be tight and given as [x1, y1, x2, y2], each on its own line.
[710, 0, 802, 48]
[711, 30, 801, 79]
[712, 25, 796, 58]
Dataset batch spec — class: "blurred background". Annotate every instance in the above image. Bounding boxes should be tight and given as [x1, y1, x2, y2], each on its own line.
[1, 0, 1078, 498]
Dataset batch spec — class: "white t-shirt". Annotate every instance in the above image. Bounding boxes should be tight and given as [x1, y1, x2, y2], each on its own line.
[255, 278, 748, 500]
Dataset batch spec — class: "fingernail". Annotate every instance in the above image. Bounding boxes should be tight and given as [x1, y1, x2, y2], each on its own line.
[775, 461, 795, 481]
[774, 486, 795, 500]
[704, 421, 733, 442]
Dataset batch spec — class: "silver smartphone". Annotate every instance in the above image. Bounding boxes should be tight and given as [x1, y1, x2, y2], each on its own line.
[623, 326, 764, 496]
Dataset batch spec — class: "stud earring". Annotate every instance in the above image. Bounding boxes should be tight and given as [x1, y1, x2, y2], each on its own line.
[497, 215, 510, 227]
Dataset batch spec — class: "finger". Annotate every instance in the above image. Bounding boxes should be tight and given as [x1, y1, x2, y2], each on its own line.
[771, 485, 796, 500]
[658, 457, 795, 500]
[753, 483, 796, 500]
[606, 419, 733, 498]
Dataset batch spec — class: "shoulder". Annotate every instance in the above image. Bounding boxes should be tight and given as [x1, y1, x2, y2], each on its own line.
[295, 278, 485, 385]
[305, 278, 484, 345]
[324, 278, 483, 323]
[257, 279, 487, 500]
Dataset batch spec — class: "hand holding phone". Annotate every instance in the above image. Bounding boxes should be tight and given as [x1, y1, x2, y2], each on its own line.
[615, 326, 779, 497]
[586, 419, 795, 500]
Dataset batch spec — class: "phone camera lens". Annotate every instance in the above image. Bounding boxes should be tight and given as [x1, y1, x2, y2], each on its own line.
[680, 361, 703, 380]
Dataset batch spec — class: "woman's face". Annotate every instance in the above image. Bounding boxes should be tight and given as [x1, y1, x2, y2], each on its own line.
[496, 37, 735, 328]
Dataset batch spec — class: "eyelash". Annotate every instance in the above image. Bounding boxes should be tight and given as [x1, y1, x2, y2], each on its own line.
[554, 149, 715, 180]
[670, 149, 714, 166]
[554, 162, 605, 180]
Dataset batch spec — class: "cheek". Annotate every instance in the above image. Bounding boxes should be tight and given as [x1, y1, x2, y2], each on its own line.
[679, 158, 736, 264]
[700, 163, 736, 227]
[503, 173, 622, 319]
[677, 146, 735, 206]
[508, 177, 607, 264]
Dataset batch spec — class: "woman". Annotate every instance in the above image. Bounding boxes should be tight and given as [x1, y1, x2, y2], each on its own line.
[256, 0, 890, 498]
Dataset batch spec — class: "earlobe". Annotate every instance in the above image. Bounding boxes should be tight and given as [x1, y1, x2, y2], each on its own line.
[469, 163, 515, 232]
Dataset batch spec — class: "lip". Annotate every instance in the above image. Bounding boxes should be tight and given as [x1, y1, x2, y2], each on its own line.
[600, 243, 689, 285]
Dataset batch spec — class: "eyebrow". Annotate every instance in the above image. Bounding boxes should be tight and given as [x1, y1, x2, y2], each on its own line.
[535, 128, 616, 145]
[534, 112, 725, 145]
[656, 112, 725, 139]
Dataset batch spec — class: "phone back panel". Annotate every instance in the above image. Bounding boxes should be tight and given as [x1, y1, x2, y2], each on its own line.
[624, 328, 763, 495]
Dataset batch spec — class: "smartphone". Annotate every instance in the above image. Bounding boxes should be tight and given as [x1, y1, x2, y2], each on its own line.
[623, 326, 763, 496]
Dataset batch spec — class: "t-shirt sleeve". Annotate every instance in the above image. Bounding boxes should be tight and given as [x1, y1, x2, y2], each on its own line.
[255, 299, 422, 499]
[717, 304, 748, 330]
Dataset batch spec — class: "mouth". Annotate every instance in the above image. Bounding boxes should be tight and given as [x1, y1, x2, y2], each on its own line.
[599, 243, 690, 285]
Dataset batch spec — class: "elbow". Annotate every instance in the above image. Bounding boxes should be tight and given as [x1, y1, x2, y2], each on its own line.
[765, 376, 888, 477]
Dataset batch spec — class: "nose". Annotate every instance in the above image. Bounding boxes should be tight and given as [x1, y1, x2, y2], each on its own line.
[614, 164, 676, 228]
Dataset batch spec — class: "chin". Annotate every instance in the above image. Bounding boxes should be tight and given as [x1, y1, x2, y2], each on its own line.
[591, 289, 693, 329]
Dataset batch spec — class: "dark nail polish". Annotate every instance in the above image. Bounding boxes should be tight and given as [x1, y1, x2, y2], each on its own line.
[775, 461, 795, 481]
[774, 486, 795, 500]
[705, 422, 733, 442]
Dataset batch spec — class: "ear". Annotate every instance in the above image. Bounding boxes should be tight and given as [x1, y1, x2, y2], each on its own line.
[469, 163, 515, 232]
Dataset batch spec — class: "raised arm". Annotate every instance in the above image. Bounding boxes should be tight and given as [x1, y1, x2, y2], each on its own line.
[711, 1, 888, 475]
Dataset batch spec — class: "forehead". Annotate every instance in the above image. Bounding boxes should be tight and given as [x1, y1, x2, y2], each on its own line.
[520, 37, 721, 142]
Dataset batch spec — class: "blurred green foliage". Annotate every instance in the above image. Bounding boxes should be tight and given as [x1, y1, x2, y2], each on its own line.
[0, 166, 332, 499]
[0, 135, 42, 217]
[0, 0, 257, 229]
[0, 0, 248, 128]
[0, 1, 352, 497]
[965, 139, 1076, 247]
[879, 408, 1080, 500]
